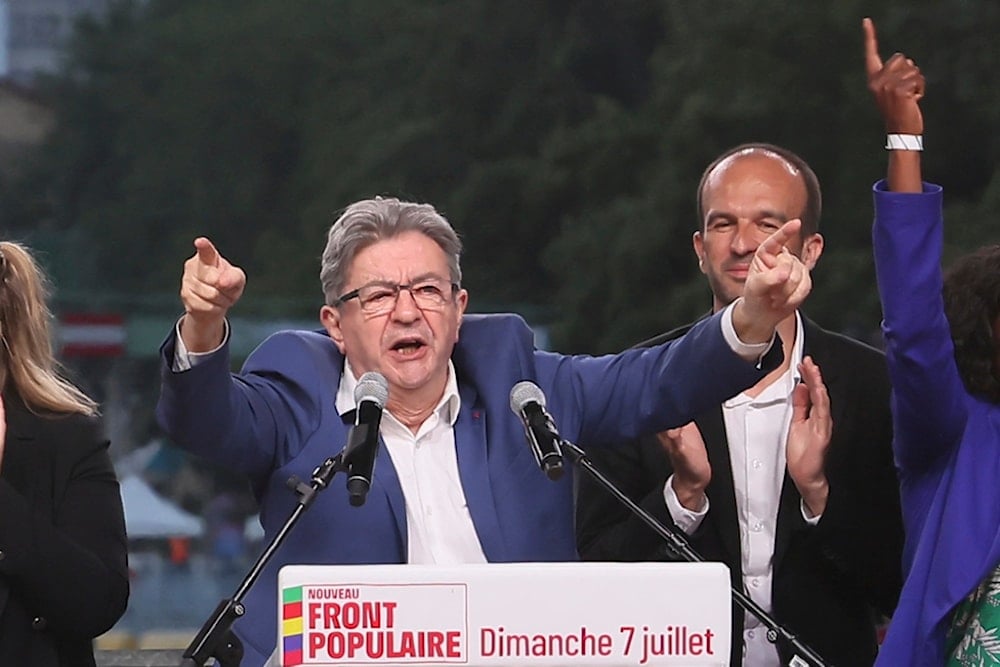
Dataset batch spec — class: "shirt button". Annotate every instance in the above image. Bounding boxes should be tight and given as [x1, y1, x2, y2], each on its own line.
[747, 629, 755, 639]
[751, 458, 762, 470]
[752, 522, 762, 532]
[31, 616, 47, 630]
[751, 578, 760, 588]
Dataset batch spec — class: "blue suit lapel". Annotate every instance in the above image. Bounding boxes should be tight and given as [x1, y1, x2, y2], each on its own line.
[372, 434, 408, 556]
[453, 383, 507, 562]
[338, 413, 408, 557]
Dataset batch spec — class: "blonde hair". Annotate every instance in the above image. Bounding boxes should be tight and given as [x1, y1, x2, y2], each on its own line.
[0, 242, 99, 416]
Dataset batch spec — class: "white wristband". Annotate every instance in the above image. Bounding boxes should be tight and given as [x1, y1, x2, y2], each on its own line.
[885, 133, 923, 151]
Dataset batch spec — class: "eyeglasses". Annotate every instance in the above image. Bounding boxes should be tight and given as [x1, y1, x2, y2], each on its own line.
[334, 277, 459, 315]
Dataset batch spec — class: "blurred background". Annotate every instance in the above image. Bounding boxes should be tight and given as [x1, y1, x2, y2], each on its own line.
[0, 0, 997, 652]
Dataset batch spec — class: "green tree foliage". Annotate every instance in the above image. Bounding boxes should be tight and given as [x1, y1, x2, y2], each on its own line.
[541, 1, 1000, 351]
[2, 0, 998, 350]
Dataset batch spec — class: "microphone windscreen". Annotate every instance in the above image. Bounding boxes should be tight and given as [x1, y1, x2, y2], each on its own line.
[509, 380, 546, 414]
[355, 371, 389, 408]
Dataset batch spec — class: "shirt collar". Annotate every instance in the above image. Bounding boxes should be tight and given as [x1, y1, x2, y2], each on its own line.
[336, 359, 461, 426]
[723, 311, 805, 407]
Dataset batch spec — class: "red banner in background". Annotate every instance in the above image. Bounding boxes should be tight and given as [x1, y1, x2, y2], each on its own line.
[58, 312, 126, 357]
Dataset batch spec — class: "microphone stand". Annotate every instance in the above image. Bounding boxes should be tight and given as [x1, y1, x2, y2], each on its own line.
[178, 453, 351, 666]
[561, 439, 831, 667]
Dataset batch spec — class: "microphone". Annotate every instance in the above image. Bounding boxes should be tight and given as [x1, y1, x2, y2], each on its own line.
[343, 371, 389, 506]
[509, 381, 564, 481]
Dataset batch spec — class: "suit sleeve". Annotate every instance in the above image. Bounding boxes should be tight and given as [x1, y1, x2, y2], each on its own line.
[157, 328, 330, 482]
[0, 416, 129, 638]
[799, 355, 903, 618]
[537, 309, 783, 446]
[873, 181, 967, 472]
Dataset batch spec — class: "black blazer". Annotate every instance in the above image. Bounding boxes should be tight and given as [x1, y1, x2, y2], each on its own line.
[577, 317, 903, 666]
[0, 394, 129, 666]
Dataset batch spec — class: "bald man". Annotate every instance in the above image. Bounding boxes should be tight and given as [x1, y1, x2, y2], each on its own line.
[577, 144, 903, 666]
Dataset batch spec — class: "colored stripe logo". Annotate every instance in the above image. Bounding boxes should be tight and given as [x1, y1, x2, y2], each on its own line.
[282, 586, 303, 666]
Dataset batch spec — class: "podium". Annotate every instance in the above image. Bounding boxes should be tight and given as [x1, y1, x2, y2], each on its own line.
[275, 562, 730, 666]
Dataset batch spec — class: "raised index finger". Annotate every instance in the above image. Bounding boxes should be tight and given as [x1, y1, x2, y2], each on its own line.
[193, 236, 220, 268]
[863, 17, 883, 77]
[758, 218, 802, 260]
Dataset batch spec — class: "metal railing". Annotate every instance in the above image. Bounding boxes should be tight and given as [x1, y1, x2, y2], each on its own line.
[96, 650, 186, 667]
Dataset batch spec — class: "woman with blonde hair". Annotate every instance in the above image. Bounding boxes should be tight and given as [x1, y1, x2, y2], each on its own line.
[0, 241, 128, 665]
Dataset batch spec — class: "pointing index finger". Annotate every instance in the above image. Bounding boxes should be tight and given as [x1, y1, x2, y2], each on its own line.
[759, 218, 802, 259]
[863, 17, 883, 77]
[194, 237, 220, 268]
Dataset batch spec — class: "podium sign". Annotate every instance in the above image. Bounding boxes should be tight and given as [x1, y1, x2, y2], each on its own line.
[277, 562, 730, 666]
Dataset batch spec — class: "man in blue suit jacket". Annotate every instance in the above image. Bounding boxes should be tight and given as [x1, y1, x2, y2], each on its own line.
[157, 196, 812, 665]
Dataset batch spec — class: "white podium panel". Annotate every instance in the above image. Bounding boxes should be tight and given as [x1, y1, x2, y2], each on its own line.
[277, 562, 730, 666]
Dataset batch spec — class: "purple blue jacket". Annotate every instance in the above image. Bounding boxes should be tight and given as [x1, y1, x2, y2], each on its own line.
[873, 181, 1000, 665]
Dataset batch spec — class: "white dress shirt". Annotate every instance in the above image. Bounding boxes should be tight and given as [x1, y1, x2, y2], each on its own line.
[664, 312, 816, 667]
[335, 360, 487, 565]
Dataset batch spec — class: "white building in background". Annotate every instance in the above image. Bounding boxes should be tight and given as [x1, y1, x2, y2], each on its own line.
[4, 0, 111, 84]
